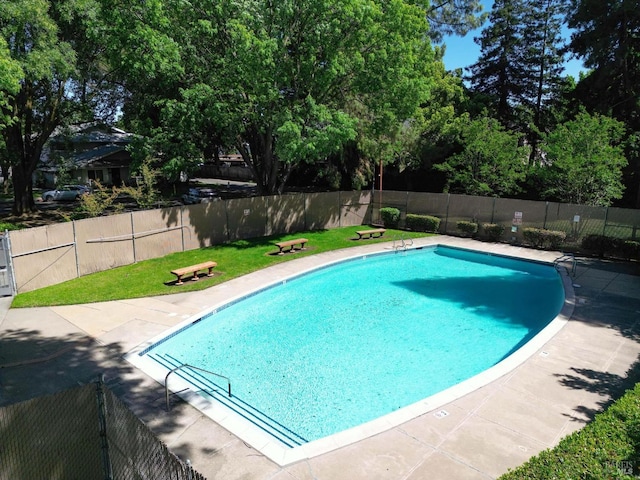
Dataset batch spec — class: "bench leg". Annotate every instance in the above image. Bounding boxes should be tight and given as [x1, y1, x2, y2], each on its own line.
[207, 266, 215, 276]
[191, 271, 200, 281]
[175, 275, 184, 286]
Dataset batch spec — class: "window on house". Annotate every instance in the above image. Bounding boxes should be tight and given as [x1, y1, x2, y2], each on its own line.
[88, 169, 104, 183]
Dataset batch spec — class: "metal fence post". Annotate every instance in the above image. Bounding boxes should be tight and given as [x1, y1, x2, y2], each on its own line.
[444, 194, 451, 233]
[180, 208, 185, 252]
[491, 197, 496, 224]
[130, 212, 137, 263]
[224, 199, 231, 242]
[73, 221, 80, 279]
[3, 230, 16, 296]
[543, 201, 549, 230]
[95, 375, 114, 480]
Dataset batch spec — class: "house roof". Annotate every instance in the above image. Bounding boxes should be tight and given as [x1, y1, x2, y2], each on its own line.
[71, 144, 129, 168]
[39, 123, 135, 169]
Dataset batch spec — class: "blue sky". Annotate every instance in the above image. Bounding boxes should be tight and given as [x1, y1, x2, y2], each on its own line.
[440, 0, 585, 79]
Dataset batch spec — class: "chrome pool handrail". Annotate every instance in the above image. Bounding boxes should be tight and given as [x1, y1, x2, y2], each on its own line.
[554, 253, 577, 277]
[165, 364, 231, 411]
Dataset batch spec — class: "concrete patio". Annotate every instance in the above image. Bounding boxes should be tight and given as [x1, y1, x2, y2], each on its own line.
[1, 236, 639, 479]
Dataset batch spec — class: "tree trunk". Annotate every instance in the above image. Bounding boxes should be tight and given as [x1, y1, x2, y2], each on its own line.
[5, 119, 45, 216]
[12, 162, 36, 216]
[0, 163, 10, 194]
[237, 125, 284, 196]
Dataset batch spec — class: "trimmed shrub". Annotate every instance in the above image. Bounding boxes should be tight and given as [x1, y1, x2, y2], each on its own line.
[523, 227, 566, 249]
[523, 227, 544, 247]
[481, 223, 505, 242]
[581, 234, 615, 258]
[582, 234, 640, 260]
[545, 230, 567, 249]
[379, 207, 400, 228]
[456, 221, 478, 237]
[618, 240, 640, 260]
[406, 214, 440, 233]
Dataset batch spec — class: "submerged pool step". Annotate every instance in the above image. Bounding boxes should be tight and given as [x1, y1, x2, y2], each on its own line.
[150, 353, 308, 448]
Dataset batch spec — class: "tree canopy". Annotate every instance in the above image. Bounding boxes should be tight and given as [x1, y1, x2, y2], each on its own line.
[539, 111, 627, 206]
[0, 0, 638, 213]
[126, 0, 436, 195]
[435, 116, 529, 196]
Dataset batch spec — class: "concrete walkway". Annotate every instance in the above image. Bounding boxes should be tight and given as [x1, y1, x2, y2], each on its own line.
[1, 237, 639, 479]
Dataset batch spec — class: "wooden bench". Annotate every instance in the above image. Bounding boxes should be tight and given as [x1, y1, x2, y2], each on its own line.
[274, 238, 309, 255]
[355, 228, 386, 240]
[170, 261, 217, 285]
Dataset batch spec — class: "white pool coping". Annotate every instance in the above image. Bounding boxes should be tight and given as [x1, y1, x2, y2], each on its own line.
[125, 242, 574, 466]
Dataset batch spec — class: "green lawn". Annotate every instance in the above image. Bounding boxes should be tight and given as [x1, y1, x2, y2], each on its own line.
[12, 226, 434, 308]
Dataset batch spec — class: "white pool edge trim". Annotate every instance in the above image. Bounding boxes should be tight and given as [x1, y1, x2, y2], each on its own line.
[125, 240, 574, 466]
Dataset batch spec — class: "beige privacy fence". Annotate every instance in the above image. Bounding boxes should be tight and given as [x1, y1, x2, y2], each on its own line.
[8, 191, 640, 293]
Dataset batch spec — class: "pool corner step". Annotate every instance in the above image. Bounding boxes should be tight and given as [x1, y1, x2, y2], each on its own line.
[149, 353, 308, 448]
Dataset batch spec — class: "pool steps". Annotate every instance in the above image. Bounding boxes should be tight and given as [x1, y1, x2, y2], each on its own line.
[150, 353, 308, 448]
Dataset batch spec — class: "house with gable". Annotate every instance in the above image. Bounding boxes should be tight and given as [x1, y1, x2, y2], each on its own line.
[37, 123, 136, 188]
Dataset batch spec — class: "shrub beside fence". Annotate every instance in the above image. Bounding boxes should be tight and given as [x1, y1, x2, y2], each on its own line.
[7, 190, 640, 293]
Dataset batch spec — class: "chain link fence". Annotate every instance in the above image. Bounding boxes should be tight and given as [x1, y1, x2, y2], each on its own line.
[0, 378, 205, 480]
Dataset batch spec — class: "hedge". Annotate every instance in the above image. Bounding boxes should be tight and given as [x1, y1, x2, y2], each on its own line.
[523, 227, 566, 249]
[499, 380, 640, 479]
[456, 220, 478, 237]
[380, 207, 400, 228]
[481, 223, 505, 242]
[582, 234, 640, 260]
[406, 214, 441, 233]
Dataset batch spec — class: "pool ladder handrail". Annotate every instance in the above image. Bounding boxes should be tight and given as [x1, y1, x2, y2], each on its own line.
[553, 253, 577, 277]
[165, 364, 231, 412]
[393, 235, 413, 251]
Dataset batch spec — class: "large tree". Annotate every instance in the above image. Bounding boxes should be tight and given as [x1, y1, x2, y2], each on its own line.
[567, 0, 640, 206]
[427, 0, 487, 42]
[127, 0, 436, 196]
[539, 111, 627, 206]
[0, 0, 81, 215]
[435, 116, 529, 196]
[467, 0, 567, 134]
[0, 36, 23, 189]
[466, 0, 526, 125]
[0, 0, 180, 215]
[519, 0, 565, 163]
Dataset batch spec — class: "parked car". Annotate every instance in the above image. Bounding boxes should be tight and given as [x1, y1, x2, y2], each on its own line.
[181, 187, 219, 205]
[42, 185, 91, 202]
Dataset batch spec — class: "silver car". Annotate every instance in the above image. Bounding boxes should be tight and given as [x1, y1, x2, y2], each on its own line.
[42, 185, 91, 202]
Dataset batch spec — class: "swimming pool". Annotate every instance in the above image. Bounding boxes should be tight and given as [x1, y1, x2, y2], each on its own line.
[127, 244, 567, 464]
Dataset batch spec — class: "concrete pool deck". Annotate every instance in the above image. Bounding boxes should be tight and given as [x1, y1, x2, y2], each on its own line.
[1, 236, 640, 479]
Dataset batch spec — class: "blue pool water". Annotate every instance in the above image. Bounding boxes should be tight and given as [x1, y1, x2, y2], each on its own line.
[141, 246, 564, 445]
